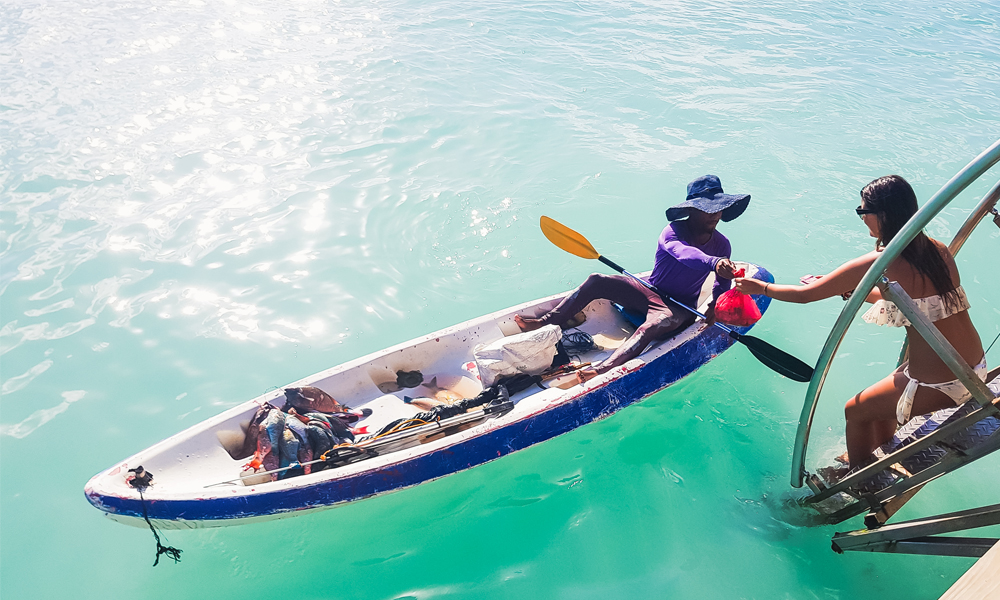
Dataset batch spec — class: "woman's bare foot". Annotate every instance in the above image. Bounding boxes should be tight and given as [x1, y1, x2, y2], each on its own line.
[514, 314, 544, 332]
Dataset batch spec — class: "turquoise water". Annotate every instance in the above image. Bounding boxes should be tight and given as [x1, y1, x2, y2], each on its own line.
[2, 0, 999, 597]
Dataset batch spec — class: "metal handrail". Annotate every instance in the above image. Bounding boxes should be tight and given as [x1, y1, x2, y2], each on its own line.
[791, 139, 1000, 488]
[949, 178, 1000, 255]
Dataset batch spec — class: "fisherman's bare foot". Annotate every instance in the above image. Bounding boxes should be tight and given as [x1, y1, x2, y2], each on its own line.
[575, 368, 599, 384]
[514, 314, 544, 332]
[834, 451, 850, 466]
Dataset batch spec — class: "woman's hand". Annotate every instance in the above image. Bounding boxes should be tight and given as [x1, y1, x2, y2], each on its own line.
[734, 277, 766, 296]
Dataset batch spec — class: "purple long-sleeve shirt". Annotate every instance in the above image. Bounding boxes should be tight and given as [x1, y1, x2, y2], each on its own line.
[647, 224, 732, 308]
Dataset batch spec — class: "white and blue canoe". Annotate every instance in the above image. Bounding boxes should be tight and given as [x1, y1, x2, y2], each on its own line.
[85, 263, 772, 529]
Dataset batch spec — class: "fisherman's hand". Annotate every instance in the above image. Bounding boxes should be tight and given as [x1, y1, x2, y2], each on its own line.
[841, 290, 854, 301]
[714, 258, 737, 280]
[734, 277, 766, 296]
[704, 304, 717, 326]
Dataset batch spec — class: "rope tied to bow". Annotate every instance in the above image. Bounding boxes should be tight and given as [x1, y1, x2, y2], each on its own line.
[126, 466, 183, 566]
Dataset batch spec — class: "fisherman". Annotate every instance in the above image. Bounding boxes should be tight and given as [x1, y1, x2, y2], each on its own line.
[516, 174, 750, 381]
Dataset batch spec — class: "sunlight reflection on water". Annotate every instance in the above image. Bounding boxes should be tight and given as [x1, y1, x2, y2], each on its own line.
[2, 0, 999, 597]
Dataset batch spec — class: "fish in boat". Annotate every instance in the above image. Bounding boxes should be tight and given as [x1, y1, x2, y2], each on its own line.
[283, 386, 344, 414]
[84, 264, 772, 529]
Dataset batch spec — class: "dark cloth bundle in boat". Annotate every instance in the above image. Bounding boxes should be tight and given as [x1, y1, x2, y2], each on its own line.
[241, 378, 535, 480]
[292, 410, 358, 468]
[241, 387, 369, 481]
[367, 373, 541, 439]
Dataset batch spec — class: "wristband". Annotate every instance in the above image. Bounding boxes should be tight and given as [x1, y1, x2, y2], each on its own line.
[764, 283, 771, 296]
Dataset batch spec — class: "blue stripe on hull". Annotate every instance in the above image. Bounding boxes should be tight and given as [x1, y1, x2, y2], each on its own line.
[90, 270, 772, 524]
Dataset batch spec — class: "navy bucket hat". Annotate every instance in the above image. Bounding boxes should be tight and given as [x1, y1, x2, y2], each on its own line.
[665, 174, 750, 222]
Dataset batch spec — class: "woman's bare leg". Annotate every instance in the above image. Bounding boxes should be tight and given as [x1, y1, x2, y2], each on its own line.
[844, 371, 907, 468]
[844, 368, 958, 468]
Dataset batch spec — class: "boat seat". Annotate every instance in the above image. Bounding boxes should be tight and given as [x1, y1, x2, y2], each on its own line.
[614, 304, 646, 329]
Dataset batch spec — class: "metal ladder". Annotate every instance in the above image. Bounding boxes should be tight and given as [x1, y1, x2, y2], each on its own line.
[790, 139, 1000, 557]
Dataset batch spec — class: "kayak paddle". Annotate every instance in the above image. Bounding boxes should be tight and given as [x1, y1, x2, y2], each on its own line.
[538, 216, 814, 383]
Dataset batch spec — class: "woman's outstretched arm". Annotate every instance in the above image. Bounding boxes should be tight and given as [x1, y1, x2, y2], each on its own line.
[735, 251, 879, 304]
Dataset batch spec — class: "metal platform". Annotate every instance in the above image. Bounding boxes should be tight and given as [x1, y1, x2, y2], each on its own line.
[804, 383, 1000, 528]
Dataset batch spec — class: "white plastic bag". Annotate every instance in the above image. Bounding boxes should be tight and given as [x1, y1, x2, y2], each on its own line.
[473, 324, 562, 387]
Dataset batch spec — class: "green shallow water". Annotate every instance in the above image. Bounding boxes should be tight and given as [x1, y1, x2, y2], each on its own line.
[2, 0, 999, 597]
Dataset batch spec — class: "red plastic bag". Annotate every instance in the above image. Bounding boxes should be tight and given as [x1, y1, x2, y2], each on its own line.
[714, 268, 762, 326]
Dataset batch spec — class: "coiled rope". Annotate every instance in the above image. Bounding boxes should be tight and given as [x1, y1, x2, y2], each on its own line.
[127, 467, 182, 566]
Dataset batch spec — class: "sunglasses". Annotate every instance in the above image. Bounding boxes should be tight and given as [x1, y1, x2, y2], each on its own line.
[855, 205, 877, 218]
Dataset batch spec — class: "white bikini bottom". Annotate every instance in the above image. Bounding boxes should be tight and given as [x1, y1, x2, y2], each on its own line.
[898, 357, 988, 424]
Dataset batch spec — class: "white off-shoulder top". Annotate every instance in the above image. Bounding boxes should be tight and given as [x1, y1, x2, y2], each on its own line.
[862, 286, 970, 327]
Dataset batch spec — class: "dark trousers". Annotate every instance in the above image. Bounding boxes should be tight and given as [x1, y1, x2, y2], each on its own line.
[537, 273, 696, 372]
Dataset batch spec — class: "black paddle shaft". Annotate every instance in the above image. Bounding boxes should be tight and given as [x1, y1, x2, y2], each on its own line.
[596, 256, 814, 382]
[597, 255, 715, 323]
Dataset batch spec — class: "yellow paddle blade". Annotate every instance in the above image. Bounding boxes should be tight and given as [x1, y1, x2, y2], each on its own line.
[539, 216, 601, 260]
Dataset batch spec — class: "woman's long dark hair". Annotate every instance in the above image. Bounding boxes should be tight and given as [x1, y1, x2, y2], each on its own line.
[861, 175, 959, 309]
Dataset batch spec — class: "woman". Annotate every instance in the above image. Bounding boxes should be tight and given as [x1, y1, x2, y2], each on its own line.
[734, 175, 986, 469]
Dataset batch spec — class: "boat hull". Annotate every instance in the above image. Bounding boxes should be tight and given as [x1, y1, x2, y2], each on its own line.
[86, 268, 773, 529]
